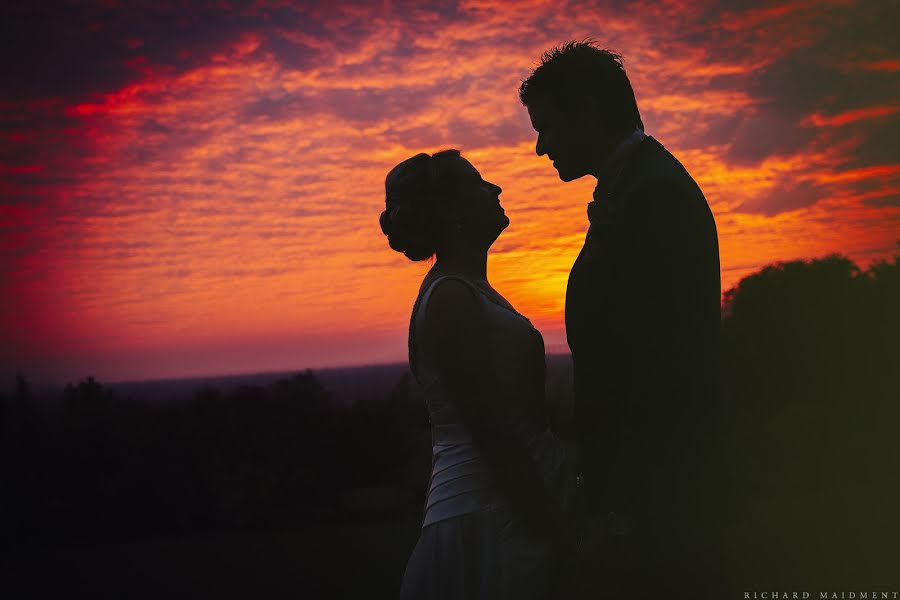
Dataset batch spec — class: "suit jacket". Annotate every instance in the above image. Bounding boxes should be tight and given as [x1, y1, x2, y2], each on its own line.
[566, 135, 726, 591]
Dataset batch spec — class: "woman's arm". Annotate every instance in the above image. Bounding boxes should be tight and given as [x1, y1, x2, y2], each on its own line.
[422, 277, 565, 532]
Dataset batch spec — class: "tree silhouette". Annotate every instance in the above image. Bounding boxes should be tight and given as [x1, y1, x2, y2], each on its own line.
[721, 252, 899, 588]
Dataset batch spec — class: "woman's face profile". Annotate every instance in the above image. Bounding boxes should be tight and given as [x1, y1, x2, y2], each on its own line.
[448, 156, 509, 246]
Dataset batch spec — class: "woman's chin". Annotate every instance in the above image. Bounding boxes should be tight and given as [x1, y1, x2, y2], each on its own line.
[487, 219, 509, 247]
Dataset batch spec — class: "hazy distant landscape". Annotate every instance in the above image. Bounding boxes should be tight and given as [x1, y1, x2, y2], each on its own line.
[3, 254, 898, 598]
[108, 362, 417, 406]
[16, 355, 577, 409]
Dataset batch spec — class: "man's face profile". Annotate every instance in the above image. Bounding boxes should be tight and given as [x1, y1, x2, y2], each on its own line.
[527, 94, 599, 183]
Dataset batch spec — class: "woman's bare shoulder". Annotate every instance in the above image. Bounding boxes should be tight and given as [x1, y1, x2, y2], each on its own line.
[422, 276, 482, 332]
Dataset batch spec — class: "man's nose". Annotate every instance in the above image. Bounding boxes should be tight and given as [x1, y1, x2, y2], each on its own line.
[535, 133, 547, 157]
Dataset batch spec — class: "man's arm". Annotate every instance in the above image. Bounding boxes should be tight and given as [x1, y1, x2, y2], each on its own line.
[620, 177, 721, 512]
[624, 176, 712, 410]
[622, 175, 727, 569]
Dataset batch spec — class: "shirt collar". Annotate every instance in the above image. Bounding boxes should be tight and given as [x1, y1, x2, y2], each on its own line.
[594, 127, 647, 192]
[587, 128, 647, 226]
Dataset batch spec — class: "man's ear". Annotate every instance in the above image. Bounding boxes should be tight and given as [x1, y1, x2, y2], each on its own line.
[584, 95, 603, 113]
[571, 95, 603, 127]
[591, 97, 607, 123]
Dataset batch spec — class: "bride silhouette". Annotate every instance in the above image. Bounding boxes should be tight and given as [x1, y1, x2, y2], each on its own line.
[380, 150, 575, 599]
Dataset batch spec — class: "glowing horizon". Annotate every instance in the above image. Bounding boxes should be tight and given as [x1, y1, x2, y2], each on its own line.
[2, 1, 898, 385]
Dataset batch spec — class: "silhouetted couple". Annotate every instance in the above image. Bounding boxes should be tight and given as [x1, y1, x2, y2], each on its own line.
[381, 41, 726, 600]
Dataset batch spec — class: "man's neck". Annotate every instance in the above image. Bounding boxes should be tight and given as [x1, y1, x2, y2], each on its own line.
[595, 128, 647, 184]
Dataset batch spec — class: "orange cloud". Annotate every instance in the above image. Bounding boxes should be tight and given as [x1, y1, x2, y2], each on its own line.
[860, 59, 900, 72]
[801, 105, 900, 127]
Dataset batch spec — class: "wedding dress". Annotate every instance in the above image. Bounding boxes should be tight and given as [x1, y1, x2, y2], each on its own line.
[399, 274, 575, 600]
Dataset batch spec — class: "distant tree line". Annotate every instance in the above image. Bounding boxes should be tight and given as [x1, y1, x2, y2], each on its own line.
[719, 253, 898, 587]
[2, 369, 429, 550]
[2, 252, 898, 586]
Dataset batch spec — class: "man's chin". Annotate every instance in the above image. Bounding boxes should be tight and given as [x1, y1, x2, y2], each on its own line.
[557, 168, 587, 182]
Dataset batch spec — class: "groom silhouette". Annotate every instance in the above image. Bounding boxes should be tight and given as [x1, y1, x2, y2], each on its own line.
[521, 42, 727, 599]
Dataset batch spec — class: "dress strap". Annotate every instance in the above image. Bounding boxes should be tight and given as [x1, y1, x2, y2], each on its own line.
[408, 275, 485, 385]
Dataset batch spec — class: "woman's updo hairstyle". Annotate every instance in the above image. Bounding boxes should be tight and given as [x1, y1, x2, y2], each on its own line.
[380, 149, 461, 261]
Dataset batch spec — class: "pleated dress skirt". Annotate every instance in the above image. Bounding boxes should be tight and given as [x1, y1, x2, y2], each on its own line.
[399, 503, 564, 600]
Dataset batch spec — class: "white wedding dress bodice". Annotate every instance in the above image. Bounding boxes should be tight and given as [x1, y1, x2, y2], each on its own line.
[409, 274, 573, 527]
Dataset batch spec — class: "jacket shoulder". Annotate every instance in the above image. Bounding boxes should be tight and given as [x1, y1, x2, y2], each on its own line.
[630, 139, 701, 190]
[621, 138, 713, 220]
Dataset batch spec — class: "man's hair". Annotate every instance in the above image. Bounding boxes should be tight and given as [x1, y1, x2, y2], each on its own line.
[519, 40, 643, 138]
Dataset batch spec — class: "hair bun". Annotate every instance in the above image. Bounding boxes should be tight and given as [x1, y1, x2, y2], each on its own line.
[380, 150, 461, 262]
[380, 202, 434, 261]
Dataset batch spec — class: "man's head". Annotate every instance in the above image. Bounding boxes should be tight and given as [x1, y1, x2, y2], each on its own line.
[520, 41, 643, 182]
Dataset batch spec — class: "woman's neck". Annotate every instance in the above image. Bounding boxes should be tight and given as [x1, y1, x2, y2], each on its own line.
[431, 249, 488, 281]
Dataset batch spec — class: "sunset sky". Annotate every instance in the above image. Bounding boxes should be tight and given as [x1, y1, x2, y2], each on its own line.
[2, 0, 898, 385]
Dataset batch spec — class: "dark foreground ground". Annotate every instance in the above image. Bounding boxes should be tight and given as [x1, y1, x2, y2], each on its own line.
[5, 503, 897, 600]
[2, 514, 421, 600]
